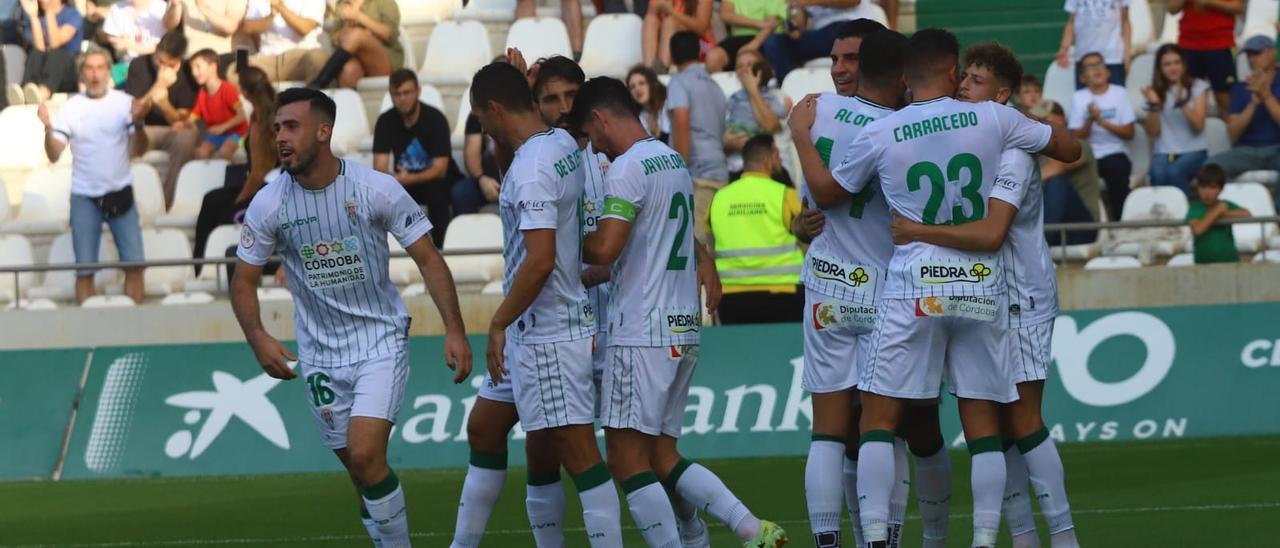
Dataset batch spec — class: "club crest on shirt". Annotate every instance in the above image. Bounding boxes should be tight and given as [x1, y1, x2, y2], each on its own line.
[345, 199, 358, 225]
[240, 225, 255, 249]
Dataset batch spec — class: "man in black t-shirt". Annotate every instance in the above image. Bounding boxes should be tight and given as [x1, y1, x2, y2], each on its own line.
[372, 69, 460, 247]
[125, 31, 200, 209]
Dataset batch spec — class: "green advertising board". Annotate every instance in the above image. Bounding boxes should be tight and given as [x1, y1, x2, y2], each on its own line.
[5, 303, 1280, 480]
[0, 348, 90, 479]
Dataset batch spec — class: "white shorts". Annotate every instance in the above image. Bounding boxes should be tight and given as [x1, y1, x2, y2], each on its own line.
[508, 338, 595, 432]
[1009, 320, 1053, 384]
[477, 370, 514, 403]
[861, 296, 1018, 403]
[803, 288, 877, 393]
[301, 351, 409, 450]
[600, 345, 698, 438]
[592, 331, 607, 416]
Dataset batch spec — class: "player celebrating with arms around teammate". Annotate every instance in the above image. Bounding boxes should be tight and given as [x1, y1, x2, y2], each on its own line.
[470, 61, 625, 547]
[232, 88, 473, 548]
[891, 42, 1081, 548]
[569, 77, 789, 548]
[808, 29, 1080, 548]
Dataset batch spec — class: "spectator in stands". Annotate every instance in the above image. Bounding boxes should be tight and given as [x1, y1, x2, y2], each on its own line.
[373, 68, 458, 246]
[453, 111, 500, 215]
[703, 0, 787, 73]
[515, 0, 583, 59]
[1018, 73, 1043, 114]
[1187, 163, 1250, 264]
[642, 0, 711, 70]
[761, 1, 871, 82]
[18, 0, 84, 102]
[705, 134, 803, 324]
[1209, 35, 1280, 212]
[186, 48, 246, 161]
[192, 65, 275, 270]
[238, 0, 327, 83]
[1169, 0, 1243, 119]
[1038, 100, 1101, 245]
[626, 64, 668, 140]
[100, 0, 181, 84]
[666, 30, 727, 243]
[40, 48, 149, 304]
[1, 0, 22, 44]
[724, 48, 790, 175]
[171, 0, 246, 59]
[308, 0, 401, 89]
[1070, 52, 1135, 223]
[1142, 44, 1210, 194]
[126, 30, 199, 208]
[1055, 0, 1129, 89]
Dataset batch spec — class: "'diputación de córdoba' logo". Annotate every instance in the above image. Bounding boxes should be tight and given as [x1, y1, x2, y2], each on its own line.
[163, 365, 296, 459]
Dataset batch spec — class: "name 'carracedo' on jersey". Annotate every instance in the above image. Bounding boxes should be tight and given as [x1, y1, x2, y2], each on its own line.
[833, 97, 1052, 299]
[499, 127, 595, 343]
[237, 160, 431, 367]
[800, 93, 895, 305]
[992, 149, 1059, 328]
[599, 137, 700, 347]
[580, 142, 610, 335]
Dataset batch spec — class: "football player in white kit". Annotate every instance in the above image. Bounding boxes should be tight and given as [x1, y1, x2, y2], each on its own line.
[789, 25, 951, 548]
[570, 77, 789, 548]
[890, 42, 1080, 548]
[469, 61, 624, 548]
[232, 88, 473, 548]
[806, 29, 1081, 548]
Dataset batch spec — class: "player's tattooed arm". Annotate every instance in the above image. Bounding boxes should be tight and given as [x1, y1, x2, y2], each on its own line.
[405, 236, 472, 384]
[230, 260, 298, 380]
[889, 199, 1019, 252]
[486, 229, 557, 382]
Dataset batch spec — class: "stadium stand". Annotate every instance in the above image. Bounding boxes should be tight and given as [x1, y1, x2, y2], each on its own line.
[1106, 186, 1191, 259]
[1157, 9, 1181, 45]
[1239, 0, 1279, 47]
[1221, 182, 1279, 253]
[710, 70, 743, 99]
[454, 0, 519, 23]
[140, 229, 195, 296]
[1084, 255, 1143, 270]
[80, 295, 137, 308]
[402, 0, 463, 25]
[0, 234, 36, 303]
[131, 164, 166, 228]
[0, 167, 72, 237]
[185, 224, 241, 293]
[1167, 252, 1195, 266]
[505, 17, 573, 63]
[1128, 0, 1155, 54]
[578, 14, 644, 78]
[326, 89, 372, 156]
[155, 161, 229, 231]
[29, 231, 118, 301]
[781, 68, 836, 104]
[440, 213, 504, 285]
[1043, 61, 1075, 113]
[160, 291, 216, 305]
[1128, 125, 1152, 188]
[420, 21, 493, 86]
[1125, 52, 1155, 113]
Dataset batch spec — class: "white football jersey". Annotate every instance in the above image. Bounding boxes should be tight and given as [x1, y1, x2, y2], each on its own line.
[834, 97, 1052, 299]
[581, 143, 610, 334]
[800, 93, 896, 305]
[237, 160, 431, 367]
[989, 149, 1059, 327]
[599, 137, 700, 347]
[499, 128, 594, 344]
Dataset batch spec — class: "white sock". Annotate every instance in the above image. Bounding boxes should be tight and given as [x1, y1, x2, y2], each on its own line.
[362, 471, 410, 548]
[1020, 430, 1076, 537]
[671, 460, 758, 541]
[361, 510, 384, 548]
[1049, 528, 1080, 548]
[856, 432, 896, 543]
[527, 473, 566, 548]
[843, 455, 865, 547]
[1003, 446, 1038, 542]
[805, 438, 845, 546]
[912, 442, 952, 544]
[969, 438, 1006, 547]
[450, 454, 508, 548]
[573, 463, 623, 548]
[888, 438, 910, 548]
[623, 473, 681, 548]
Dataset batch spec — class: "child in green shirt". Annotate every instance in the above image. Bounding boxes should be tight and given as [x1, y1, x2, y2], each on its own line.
[1187, 164, 1251, 264]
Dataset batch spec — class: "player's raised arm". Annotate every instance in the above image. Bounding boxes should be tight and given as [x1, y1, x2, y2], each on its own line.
[404, 236, 472, 384]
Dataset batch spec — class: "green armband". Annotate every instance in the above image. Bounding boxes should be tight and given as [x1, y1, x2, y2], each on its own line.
[603, 197, 637, 222]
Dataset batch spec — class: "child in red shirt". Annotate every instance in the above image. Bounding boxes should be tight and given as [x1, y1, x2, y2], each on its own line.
[187, 49, 248, 161]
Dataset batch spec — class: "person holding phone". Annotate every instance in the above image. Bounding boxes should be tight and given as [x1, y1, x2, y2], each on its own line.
[723, 48, 792, 177]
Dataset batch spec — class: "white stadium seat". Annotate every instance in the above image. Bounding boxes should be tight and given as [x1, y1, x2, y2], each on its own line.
[400, 282, 426, 298]
[421, 21, 493, 86]
[443, 213, 504, 284]
[1127, 124, 1151, 188]
[1220, 182, 1279, 252]
[141, 228, 194, 295]
[28, 231, 118, 301]
[711, 71, 743, 98]
[1166, 253, 1195, 266]
[356, 30, 422, 92]
[1043, 62, 1075, 114]
[453, 0, 517, 22]
[0, 105, 48, 169]
[130, 163, 165, 226]
[2, 44, 25, 91]
[185, 224, 241, 292]
[379, 83, 446, 114]
[481, 279, 503, 295]
[0, 234, 37, 302]
[0, 167, 71, 235]
[1253, 250, 1280, 263]
[161, 291, 216, 305]
[155, 160, 228, 229]
[6, 297, 56, 310]
[1128, 0, 1155, 54]
[387, 233, 421, 286]
[81, 294, 136, 308]
[1085, 256, 1143, 270]
[1205, 117, 1231, 157]
[1157, 10, 1181, 46]
[1107, 186, 1190, 258]
[781, 68, 835, 104]
[451, 86, 473, 150]
[579, 14, 644, 78]
[1238, 0, 1279, 47]
[1125, 52, 1154, 113]
[257, 287, 292, 301]
[325, 89, 371, 156]
[0, 179, 10, 221]
[505, 17, 572, 64]
[400, 0, 461, 25]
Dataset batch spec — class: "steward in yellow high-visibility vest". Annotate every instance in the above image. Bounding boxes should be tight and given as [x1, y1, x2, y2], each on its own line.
[705, 135, 804, 324]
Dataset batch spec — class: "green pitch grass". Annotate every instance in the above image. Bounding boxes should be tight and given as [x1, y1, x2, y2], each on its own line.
[2, 437, 1278, 547]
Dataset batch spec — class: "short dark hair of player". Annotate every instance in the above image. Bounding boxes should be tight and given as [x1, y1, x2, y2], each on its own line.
[470, 62, 535, 113]
[156, 30, 187, 59]
[277, 87, 337, 123]
[1195, 164, 1227, 188]
[534, 55, 585, 97]
[1021, 74, 1043, 92]
[963, 41, 1023, 93]
[741, 133, 776, 167]
[670, 32, 702, 67]
[835, 18, 887, 41]
[567, 76, 641, 131]
[859, 30, 909, 89]
[1077, 51, 1105, 71]
[389, 68, 418, 90]
[190, 48, 219, 66]
[904, 28, 960, 83]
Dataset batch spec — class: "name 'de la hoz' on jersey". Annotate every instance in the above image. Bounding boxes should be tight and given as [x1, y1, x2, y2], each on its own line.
[300, 236, 366, 290]
[640, 153, 687, 175]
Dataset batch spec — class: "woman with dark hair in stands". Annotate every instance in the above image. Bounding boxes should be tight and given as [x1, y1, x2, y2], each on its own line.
[191, 65, 278, 273]
[1142, 43, 1210, 193]
[626, 64, 668, 141]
